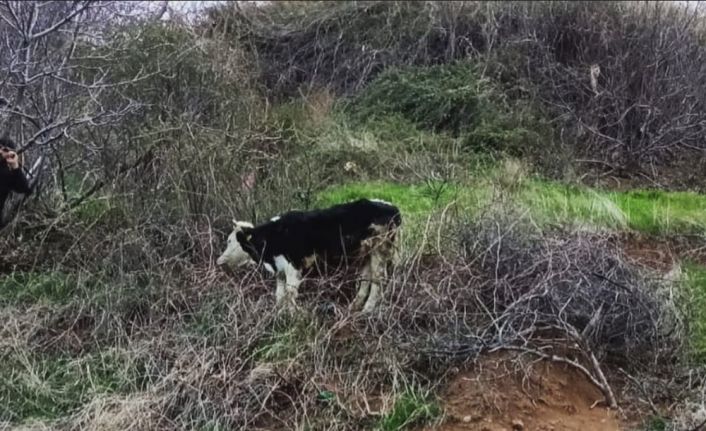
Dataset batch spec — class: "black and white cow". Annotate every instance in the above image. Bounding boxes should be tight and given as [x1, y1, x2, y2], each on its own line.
[216, 198, 402, 313]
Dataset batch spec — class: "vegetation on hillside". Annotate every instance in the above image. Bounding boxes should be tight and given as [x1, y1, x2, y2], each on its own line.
[1, 1, 706, 430]
[210, 1, 706, 186]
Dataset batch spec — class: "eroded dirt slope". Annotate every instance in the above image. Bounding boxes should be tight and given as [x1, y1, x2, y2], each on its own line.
[423, 353, 627, 431]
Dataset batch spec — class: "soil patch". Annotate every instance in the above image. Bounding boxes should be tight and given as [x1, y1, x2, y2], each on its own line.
[620, 234, 678, 273]
[619, 233, 706, 272]
[422, 353, 630, 431]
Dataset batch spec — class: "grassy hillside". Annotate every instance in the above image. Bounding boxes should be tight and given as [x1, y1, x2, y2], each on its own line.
[209, 1, 706, 188]
[1, 1, 706, 430]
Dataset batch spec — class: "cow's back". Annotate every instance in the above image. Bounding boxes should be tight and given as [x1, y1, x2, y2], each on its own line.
[257, 199, 401, 267]
[304, 199, 400, 244]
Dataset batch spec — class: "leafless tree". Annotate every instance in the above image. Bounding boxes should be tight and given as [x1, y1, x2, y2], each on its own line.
[0, 0, 167, 228]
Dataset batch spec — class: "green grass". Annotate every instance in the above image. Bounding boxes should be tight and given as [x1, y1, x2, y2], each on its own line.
[0, 272, 79, 305]
[683, 262, 706, 362]
[316, 181, 459, 215]
[0, 349, 146, 423]
[518, 181, 629, 230]
[315, 176, 706, 242]
[522, 181, 706, 234]
[637, 415, 669, 431]
[0, 271, 113, 306]
[615, 190, 706, 234]
[316, 180, 491, 251]
[252, 314, 318, 362]
[188, 296, 233, 346]
[378, 388, 441, 431]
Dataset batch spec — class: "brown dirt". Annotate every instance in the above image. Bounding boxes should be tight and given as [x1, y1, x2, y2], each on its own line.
[582, 155, 706, 193]
[421, 353, 631, 431]
[619, 234, 679, 273]
[618, 233, 706, 272]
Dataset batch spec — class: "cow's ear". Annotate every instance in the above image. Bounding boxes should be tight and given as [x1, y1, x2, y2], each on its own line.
[233, 219, 254, 231]
[236, 228, 253, 244]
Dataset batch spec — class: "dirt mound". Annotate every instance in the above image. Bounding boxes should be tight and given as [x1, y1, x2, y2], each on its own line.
[423, 353, 627, 431]
[620, 235, 678, 273]
[619, 233, 706, 272]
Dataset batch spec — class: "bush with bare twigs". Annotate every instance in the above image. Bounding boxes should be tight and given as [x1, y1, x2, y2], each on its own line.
[1, 1, 705, 430]
[366, 208, 682, 411]
[208, 1, 706, 184]
[1, 201, 687, 428]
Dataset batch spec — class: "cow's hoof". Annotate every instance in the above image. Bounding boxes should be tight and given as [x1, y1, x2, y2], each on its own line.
[287, 301, 302, 315]
[274, 301, 299, 315]
[316, 302, 336, 317]
[349, 299, 365, 312]
[361, 302, 379, 314]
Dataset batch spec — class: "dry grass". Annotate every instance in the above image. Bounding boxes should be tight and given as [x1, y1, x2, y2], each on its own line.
[0, 207, 681, 428]
[2, 2, 706, 429]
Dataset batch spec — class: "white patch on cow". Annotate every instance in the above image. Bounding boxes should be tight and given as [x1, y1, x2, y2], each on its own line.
[270, 215, 281, 222]
[233, 219, 254, 230]
[216, 230, 253, 267]
[274, 255, 291, 272]
[370, 198, 393, 206]
[274, 255, 302, 310]
[263, 262, 275, 275]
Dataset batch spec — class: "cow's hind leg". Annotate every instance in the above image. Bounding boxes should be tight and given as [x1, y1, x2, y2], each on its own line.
[362, 252, 385, 313]
[352, 257, 372, 310]
[275, 272, 287, 305]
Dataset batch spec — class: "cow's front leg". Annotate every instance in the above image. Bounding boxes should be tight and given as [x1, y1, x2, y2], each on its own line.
[285, 268, 302, 307]
[275, 255, 302, 312]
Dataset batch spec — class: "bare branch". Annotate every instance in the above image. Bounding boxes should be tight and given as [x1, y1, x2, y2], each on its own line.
[29, 1, 94, 41]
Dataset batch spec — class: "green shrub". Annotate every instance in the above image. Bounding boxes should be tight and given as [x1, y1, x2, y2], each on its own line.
[462, 118, 538, 155]
[348, 62, 557, 165]
[350, 62, 493, 134]
[640, 415, 669, 431]
[378, 388, 441, 431]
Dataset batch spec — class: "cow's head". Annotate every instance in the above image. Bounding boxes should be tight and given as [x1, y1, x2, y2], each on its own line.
[216, 219, 255, 267]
